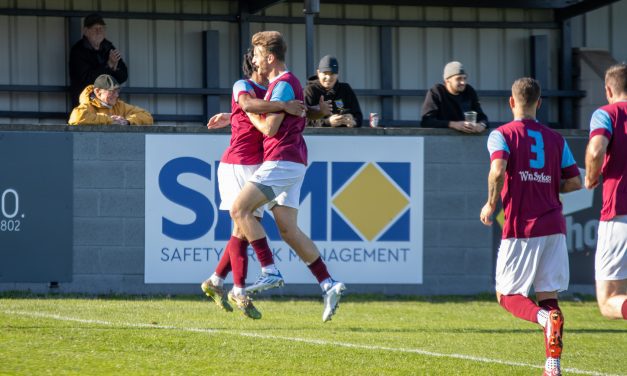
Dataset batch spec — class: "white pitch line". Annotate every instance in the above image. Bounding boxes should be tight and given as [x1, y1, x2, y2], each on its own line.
[2, 309, 619, 376]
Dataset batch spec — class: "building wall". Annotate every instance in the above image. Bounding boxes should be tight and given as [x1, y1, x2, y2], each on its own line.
[571, 0, 627, 63]
[2, 0, 625, 127]
[0, 0, 565, 126]
[573, 49, 617, 129]
[569, 0, 627, 125]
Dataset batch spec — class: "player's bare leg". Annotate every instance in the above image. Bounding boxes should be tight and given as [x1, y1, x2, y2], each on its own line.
[231, 182, 270, 241]
[272, 205, 319, 264]
[272, 205, 346, 322]
[595, 279, 627, 319]
[231, 182, 284, 296]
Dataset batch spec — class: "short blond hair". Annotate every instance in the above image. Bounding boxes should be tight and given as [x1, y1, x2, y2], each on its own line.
[605, 63, 627, 95]
[511, 77, 541, 108]
[251, 31, 286, 62]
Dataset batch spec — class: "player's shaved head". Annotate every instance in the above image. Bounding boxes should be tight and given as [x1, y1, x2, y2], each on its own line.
[251, 31, 286, 62]
[605, 63, 627, 95]
[511, 77, 541, 108]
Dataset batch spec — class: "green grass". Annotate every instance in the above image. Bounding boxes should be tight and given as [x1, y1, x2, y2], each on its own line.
[0, 293, 625, 375]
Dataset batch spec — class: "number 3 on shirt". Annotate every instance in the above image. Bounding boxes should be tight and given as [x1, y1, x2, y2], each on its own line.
[527, 129, 545, 169]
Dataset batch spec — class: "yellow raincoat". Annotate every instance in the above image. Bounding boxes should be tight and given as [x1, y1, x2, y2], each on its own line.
[68, 85, 153, 125]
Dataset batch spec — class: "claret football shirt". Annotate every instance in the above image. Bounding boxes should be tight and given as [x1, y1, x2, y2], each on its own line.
[221, 79, 266, 165]
[488, 119, 580, 239]
[589, 102, 627, 221]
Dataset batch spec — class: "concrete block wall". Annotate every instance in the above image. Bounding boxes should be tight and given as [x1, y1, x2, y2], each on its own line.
[72, 132, 149, 294]
[420, 136, 493, 295]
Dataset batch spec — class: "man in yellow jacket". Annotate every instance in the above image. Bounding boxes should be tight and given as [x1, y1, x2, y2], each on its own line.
[68, 74, 153, 125]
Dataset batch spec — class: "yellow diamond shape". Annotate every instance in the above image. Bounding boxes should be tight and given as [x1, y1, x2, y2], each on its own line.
[333, 163, 409, 241]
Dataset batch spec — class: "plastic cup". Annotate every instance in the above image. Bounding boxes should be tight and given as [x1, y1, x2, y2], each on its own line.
[464, 111, 477, 123]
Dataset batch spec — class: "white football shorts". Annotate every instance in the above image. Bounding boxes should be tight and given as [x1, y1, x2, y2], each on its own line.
[249, 160, 305, 209]
[217, 162, 264, 217]
[495, 234, 569, 296]
[595, 215, 627, 281]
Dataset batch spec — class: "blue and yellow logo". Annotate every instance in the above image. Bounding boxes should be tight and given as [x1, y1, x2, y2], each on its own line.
[331, 162, 410, 241]
[159, 159, 412, 243]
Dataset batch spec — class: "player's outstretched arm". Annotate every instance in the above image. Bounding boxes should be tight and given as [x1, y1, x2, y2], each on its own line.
[207, 113, 231, 129]
[584, 134, 609, 189]
[480, 159, 507, 226]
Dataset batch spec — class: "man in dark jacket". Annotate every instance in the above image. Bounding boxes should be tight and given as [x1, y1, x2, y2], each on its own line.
[421, 61, 488, 133]
[69, 13, 128, 107]
[305, 55, 363, 127]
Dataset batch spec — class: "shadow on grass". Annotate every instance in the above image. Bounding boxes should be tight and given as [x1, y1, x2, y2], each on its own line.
[0, 291, 598, 304]
[5, 320, 624, 336]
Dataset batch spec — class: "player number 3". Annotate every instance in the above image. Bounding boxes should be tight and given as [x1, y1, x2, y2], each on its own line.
[527, 129, 545, 169]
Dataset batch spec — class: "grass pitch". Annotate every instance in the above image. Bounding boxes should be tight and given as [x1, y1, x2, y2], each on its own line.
[1, 292, 625, 375]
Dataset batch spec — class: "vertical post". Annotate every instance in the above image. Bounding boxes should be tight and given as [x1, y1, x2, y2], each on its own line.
[203, 30, 220, 123]
[380, 26, 393, 126]
[531, 35, 550, 124]
[305, 13, 315, 77]
[303, 0, 320, 77]
[68, 17, 83, 111]
[559, 20, 574, 129]
[238, 7, 250, 69]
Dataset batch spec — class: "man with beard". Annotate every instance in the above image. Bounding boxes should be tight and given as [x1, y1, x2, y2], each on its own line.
[421, 61, 488, 133]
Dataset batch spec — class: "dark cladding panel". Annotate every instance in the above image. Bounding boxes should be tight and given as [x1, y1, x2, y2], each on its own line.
[0, 132, 73, 282]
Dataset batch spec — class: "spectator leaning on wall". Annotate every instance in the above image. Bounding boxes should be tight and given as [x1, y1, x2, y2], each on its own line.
[68, 74, 153, 125]
[421, 61, 488, 133]
[304, 55, 363, 128]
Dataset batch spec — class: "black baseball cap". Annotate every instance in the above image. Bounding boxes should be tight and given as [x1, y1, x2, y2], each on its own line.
[318, 55, 339, 74]
[84, 13, 106, 28]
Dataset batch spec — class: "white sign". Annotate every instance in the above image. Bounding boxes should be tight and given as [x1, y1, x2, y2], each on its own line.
[145, 135, 424, 284]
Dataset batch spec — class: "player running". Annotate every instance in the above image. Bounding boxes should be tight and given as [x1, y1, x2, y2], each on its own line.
[201, 49, 306, 319]
[229, 31, 346, 322]
[585, 63, 627, 321]
[480, 78, 582, 376]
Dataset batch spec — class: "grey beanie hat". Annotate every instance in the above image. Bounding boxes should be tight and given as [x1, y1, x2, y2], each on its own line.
[443, 61, 465, 81]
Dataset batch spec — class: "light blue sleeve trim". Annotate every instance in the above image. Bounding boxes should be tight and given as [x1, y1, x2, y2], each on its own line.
[589, 109, 613, 135]
[232, 80, 253, 103]
[270, 81, 295, 102]
[487, 130, 509, 155]
[250, 80, 267, 91]
[561, 139, 576, 168]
